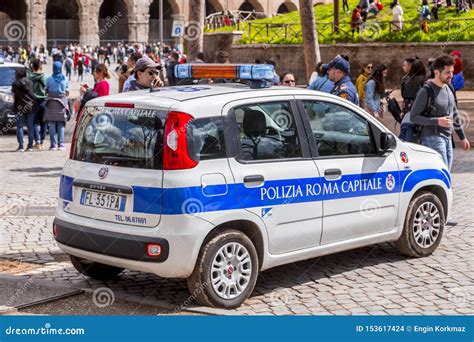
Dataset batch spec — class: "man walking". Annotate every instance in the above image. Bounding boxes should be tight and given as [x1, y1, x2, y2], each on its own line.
[410, 55, 470, 171]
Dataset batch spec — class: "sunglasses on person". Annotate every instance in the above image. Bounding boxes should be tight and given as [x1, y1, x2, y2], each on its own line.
[366, 65, 373, 70]
[283, 79, 296, 84]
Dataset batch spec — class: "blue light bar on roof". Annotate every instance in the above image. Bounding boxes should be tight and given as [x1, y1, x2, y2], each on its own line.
[175, 64, 275, 81]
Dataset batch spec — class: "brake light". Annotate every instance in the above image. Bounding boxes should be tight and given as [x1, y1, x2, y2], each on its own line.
[104, 102, 135, 108]
[163, 111, 197, 170]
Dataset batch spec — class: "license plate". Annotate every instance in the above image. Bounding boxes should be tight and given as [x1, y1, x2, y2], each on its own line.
[80, 190, 126, 211]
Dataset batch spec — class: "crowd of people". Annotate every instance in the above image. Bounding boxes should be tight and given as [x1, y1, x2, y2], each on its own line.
[349, 0, 473, 35]
[6, 38, 471, 192]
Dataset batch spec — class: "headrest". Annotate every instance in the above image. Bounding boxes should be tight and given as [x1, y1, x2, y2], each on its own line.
[243, 109, 266, 138]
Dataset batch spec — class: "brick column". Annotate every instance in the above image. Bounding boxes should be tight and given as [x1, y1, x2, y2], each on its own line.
[128, 0, 152, 44]
[79, 0, 101, 47]
[28, 0, 47, 48]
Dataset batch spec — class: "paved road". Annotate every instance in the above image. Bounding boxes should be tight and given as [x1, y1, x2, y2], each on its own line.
[0, 131, 472, 315]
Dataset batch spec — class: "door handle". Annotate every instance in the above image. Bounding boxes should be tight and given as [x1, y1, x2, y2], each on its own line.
[244, 175, 265, 186]
[324, 169, 342, 180]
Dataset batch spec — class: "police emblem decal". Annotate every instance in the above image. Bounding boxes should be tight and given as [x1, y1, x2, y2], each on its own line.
[98, 166, 109, 180]
[386, 174, 396, 191]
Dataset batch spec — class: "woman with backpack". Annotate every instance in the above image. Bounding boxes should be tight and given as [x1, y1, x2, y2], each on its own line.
[12, 68, 36, 152]
[45, 61, 69, 151]
[364, 64, 388, 120]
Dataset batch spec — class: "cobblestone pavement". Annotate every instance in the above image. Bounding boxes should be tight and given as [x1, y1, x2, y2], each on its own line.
[1, 125, 473, 315]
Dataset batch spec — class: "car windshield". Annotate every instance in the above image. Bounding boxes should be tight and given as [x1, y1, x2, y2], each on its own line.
[0, 67, 19, 87]
[72, 106, 167, 170]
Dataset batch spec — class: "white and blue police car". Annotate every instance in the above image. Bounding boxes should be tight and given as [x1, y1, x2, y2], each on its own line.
[54, 64, 452, 309]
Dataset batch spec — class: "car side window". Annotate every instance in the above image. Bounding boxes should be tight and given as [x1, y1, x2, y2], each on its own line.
[187, 117, 227, 161]
[232, 101, 302, 161]
[302, 101, 376, 157]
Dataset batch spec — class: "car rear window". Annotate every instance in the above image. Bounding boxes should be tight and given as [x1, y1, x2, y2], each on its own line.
[72, 106, 166, 170]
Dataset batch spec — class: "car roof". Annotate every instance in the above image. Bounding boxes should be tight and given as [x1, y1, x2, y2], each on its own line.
[88, 83, 344, 110]
[0, 62, 25, 68]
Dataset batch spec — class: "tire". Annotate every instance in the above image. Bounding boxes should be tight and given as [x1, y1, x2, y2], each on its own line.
[395, 191, 445, 257]
[69, 255, 123, 280]
[187, 230, 259, 309]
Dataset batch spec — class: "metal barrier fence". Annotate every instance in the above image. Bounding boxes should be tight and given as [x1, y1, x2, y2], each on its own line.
[225, 17, 474, 44]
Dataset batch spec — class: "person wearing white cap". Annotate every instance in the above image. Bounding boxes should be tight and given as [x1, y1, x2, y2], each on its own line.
[127, 57, 164, 91]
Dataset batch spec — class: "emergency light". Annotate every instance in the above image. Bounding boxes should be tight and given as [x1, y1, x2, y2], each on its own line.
[175, 64, 275, 83]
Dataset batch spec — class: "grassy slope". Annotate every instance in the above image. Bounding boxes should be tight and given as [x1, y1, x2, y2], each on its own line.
[211, 0, 474, 44]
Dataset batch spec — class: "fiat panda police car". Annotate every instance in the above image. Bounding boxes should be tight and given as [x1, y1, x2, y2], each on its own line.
[54, 64, 451, 309]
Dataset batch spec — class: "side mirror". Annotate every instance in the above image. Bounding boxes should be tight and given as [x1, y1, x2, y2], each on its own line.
[379, 132, 397, 154]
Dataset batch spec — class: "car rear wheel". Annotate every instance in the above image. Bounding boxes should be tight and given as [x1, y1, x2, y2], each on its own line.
[395, 191, 445, 257]
[70, 255, 123, 280]
[187, 230, 258, 309]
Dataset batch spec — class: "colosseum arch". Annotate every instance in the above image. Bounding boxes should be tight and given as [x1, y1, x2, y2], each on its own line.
[0, 0, 27, 46]
[238, 0, 265, 14]
[206, 0, 225, 16]
[277, 1, 298, 14]
[99, 0, 129, 44]
[46, 0, 80, 49]
[148, 0, 179, 44]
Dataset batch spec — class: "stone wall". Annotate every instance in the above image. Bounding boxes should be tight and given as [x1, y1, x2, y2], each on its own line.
[225, 41, 474, 88]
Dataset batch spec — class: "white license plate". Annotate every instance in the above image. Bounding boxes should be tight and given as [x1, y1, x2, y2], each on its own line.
[80, 190, 126, 211]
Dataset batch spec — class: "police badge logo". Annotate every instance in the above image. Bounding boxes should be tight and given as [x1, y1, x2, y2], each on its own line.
[386, 174, 395, 191]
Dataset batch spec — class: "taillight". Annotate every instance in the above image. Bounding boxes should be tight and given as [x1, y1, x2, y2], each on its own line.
[163, 111, 198, 170]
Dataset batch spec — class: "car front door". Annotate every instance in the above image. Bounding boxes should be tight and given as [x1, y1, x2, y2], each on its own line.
[223, 97, 323, 255]
[296, 97, 401, 245]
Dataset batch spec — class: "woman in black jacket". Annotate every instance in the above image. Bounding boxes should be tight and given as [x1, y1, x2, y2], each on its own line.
[12, 68, 36, 152]
[401, 58, 426, 116]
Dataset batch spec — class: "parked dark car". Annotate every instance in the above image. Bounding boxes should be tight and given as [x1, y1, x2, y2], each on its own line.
[0, 58, 26, 130]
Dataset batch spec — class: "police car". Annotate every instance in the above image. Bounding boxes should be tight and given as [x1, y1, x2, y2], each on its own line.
[54, 64, 451, 309]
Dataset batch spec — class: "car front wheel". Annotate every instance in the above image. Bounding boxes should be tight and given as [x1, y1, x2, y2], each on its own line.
[395, 191, 445, 257]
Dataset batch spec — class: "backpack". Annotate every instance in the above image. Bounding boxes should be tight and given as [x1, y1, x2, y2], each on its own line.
[451, 73, 465, 91]
[401, 83, 457, 143]
[65, 58, 72, 68]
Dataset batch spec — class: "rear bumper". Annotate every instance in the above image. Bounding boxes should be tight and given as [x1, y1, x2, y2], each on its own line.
[54, 218, 169, 262]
